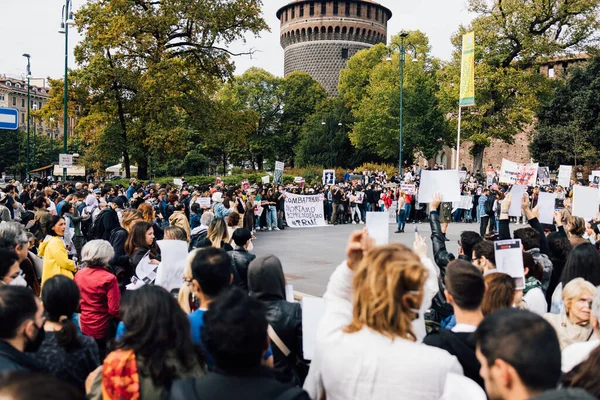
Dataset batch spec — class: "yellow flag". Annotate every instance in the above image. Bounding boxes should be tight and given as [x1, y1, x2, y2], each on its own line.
[459, 32, 475, 107]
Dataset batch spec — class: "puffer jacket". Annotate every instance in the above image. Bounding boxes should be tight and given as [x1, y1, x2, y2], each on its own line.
[39, 236, 76, 287]
[227, 247, 256, 291]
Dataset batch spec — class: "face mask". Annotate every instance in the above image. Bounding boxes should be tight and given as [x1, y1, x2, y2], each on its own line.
[9, 275, 27, 287]
[24, 323, 45, 353]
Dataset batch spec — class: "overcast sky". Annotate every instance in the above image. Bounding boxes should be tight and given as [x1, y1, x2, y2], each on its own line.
[1, 0, 476, 84]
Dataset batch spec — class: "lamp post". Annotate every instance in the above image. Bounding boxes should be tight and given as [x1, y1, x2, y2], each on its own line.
[387, 31, 417, 179]
[23, 54, 31, 181]
[32, 103, 38, 169]
[59, 0, 75, 181]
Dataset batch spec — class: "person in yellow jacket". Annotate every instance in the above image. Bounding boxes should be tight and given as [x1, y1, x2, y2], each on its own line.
[39, 215, 76, 287]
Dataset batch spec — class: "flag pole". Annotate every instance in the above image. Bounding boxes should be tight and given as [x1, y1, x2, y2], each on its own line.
[456, 106, 462, 170]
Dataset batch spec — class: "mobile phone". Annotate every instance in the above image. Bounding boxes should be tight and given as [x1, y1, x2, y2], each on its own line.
[414, 224, 418, 233]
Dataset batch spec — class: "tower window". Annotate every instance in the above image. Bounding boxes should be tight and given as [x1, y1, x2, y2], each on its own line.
[356, 3, 361, 16]
[310, 2, 315, 15]
[345, 2, 350, 16]
[285, 9, 288, 21]
[333, 1, 338, 15]
[375, 7, 379, 20]
[291, 6, 295, 18]
[300, 4, 304, 17]
[321, 1, 326, 15]
[367, 6, 371, 19]
[341, 48, 349, 59]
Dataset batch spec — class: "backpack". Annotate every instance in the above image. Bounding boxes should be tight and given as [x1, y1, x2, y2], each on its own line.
[189, 230, 208, 251]
[89, 210, 107, 240]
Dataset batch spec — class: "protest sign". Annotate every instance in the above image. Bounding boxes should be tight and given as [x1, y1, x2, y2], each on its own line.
[459, 171, 467, 182]
[349, 174, 365, 186]
[173, 178, 183, 187]
[215, 175, 222, 186]
[452, 196, 473, 210]
[486, 167, 495, 186]
[572, 185, 600, 221]
[323, 169, 335, 186]
[494, 239, 526, 290]
[294, 176, 305, 188]
[274, 161, 284, 185]
[195, 197, 211, 208]
[302, 296, 325, 360]
[261, 176, 270, 184]
[538, 167, 551, 185]
[241, 179, 250, 191]
[366, 212, 390, 245]
[418, 170, 461, 203]
[387, 203, 397, 224]
[558, 165, 572, 187]
[537, 192, 556, 225]
[400, 183, 416, 195]
[284, 193, 326, 228]
[155, 240, 188, 292]
[499, 159, 539, 186]
[135, 251, 157, 285]
[508, 185, 528, 217]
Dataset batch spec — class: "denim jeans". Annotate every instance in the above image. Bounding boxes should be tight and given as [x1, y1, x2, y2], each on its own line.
[359, 203, 366, 222]
[397, 209, 406, 231]
[404, 203, 412, 221]
[266, 206, 277, 228]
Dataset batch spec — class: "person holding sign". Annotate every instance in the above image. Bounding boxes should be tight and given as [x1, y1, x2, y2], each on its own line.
[304, 230, 462, 400]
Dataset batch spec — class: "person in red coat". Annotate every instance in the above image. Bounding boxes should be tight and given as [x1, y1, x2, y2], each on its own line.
[74, 240, 120, 359]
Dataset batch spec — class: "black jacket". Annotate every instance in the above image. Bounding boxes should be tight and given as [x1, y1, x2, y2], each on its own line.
[424, 330, 483, 389]
[95, 208, 120, 241]
[0, 340, 45, 374]
[429, 210, 466, 321]
[109, 228, 132, 281]
[227, 247, 256, 291]
[248, 256, 307, 385]
[169, 367, 310, 400]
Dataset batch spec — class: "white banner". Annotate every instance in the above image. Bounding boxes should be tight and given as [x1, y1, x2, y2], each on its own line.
[400, 183, 417, 195]
[284, 193, 326, 228]
[418, 170, 461, 203]
[274, 161, 284, 185]
[558, 165, 572, 187]
[499, 159, 539, 186]
[452, 196, 473, 210]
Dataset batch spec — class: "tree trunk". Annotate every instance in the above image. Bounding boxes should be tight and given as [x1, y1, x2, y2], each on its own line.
[106, 49, 130, 179]
[137, 156, 149, 180]
[472, 144, 485, 174]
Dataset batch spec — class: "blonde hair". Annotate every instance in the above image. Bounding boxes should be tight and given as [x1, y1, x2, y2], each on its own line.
[178, 250, 198, 314]
[563, 278, 596, 315]
[345, 244, 427, 341]
[121, 209, 143, 232]
[207, 218, 229, 249]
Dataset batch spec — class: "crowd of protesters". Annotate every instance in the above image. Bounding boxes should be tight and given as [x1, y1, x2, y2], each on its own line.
[0, 161, 599, 400]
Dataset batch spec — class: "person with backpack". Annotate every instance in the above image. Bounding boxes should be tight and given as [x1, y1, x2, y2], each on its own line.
[90, 199, 120, 241]
[190, 212, 214, 251]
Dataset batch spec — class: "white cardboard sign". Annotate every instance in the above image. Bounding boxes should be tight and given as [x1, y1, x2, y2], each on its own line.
[537, 192, 556, 225]
[418, 170, 461, 203]
[572, 185, 600, 221]
[366, 212, 390, 245]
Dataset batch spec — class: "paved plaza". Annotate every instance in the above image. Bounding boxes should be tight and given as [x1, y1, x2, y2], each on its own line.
[252, 221, 485, 297]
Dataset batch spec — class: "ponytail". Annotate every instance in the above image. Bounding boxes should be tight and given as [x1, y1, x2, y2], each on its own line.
[56, 315, 81, 351]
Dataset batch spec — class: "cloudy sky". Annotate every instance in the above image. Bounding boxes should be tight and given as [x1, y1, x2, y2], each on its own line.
[1, 0, 476, 84]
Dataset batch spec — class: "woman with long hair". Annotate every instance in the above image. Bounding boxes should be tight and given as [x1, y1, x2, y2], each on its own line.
[138, 202, 164, 241]
[109, 209, 143, 287]
[34, 275, 100, 391]
[125, 221, 160, 269]
[304, 230, 462, 399]
[39, 215, 76, 287]
[205, 218, 233, 251]
[87, 286, 205, 400]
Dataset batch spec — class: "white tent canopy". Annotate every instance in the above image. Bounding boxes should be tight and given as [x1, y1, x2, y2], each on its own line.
[105, 163, 138, 176]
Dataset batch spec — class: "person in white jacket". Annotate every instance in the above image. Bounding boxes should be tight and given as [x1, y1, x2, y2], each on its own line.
[304, 229, 463, 400]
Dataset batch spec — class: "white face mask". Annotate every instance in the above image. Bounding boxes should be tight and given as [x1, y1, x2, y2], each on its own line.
[9, 274, 27, 287]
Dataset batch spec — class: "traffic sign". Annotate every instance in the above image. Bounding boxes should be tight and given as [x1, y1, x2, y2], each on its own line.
[0, 108, 19, 130]
[59, 154, 73, 168]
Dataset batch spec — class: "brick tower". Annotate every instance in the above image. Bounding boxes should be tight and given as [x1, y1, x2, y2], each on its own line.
[277, 0, 391, 96]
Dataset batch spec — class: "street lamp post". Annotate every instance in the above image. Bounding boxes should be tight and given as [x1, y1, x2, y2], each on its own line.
[32, 103, 38, 169]
[23, 54, 31, 181]
[387, 31, 417, 180]
[322, 118, 343, 168]
[59, 0, 75, 181]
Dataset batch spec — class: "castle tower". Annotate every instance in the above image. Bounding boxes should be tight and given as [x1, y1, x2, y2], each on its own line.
[277, 0, 392, 96]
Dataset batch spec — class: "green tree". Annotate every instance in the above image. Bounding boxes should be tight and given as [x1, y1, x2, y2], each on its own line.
[439, 0, 600, 171]
[279, 72, 327, 166]
[74, 0, 268, 179]
[530, 58, 600, 168]
[340, 31, 451, 167]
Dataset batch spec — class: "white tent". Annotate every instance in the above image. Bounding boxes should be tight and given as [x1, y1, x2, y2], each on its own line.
[105, 163, 138, 177]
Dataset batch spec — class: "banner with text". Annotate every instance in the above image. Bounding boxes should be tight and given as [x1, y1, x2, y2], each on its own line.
[459, 32, 475, 107]
[499, 159, 539, 186]
[274, 161, 284, 185]
[284, 193, 326, 228]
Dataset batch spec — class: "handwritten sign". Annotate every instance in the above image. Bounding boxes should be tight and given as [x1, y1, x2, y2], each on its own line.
[284, 193, 326, 228]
